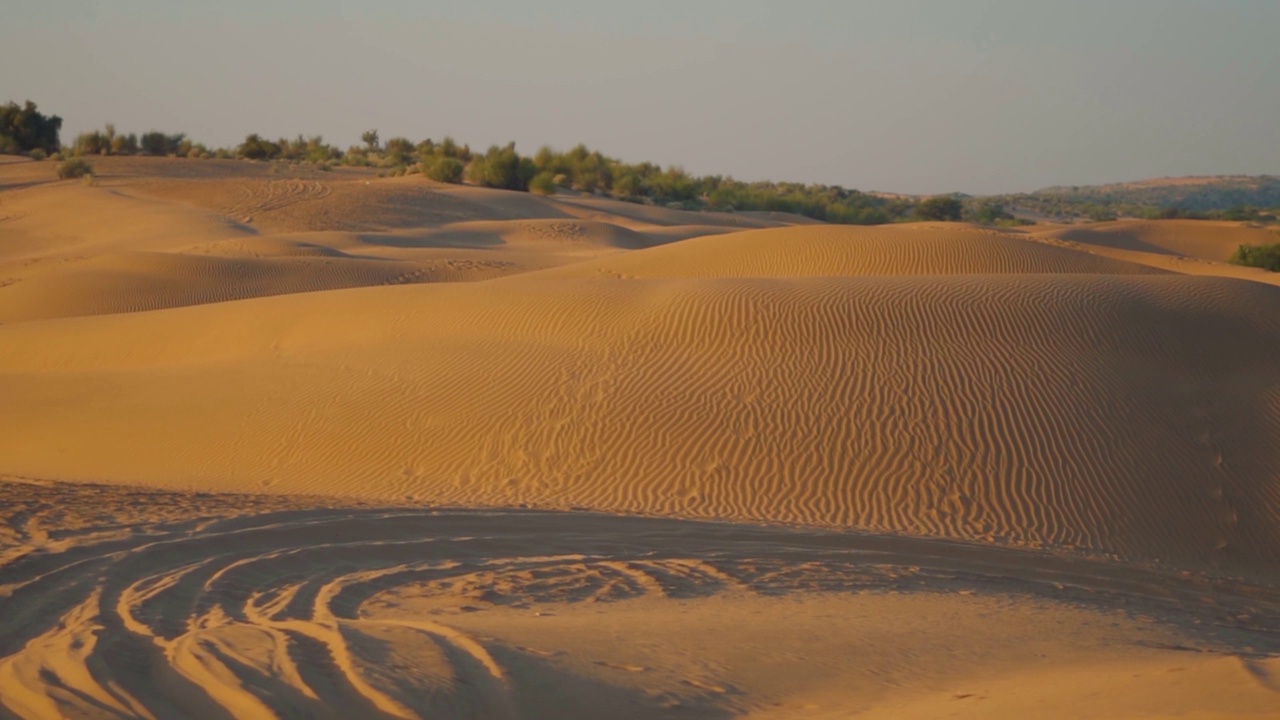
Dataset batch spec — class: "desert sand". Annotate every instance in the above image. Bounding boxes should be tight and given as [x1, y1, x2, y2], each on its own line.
[1, 156, 1277, 718]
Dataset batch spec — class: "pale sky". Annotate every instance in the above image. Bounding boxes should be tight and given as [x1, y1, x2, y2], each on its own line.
[4, 0, 1277, 194]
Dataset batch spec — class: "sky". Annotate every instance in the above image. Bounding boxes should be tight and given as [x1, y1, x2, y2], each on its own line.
[3, 0, 1277, 194]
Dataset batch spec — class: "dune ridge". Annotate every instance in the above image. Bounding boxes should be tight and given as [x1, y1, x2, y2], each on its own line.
[534, 222, 1168, 279]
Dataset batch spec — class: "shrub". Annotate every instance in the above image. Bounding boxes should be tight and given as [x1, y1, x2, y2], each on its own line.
[469, 143, 533, 191]
[57, 157, 94, 179]
[1229, 243, 1280, 272]
[422, 156, 464, 183]
[383, 137, 414, 167]
[28, 148, 46, 161]
[529, 171, 558, 195]
[74, 131, 109, 156]
[238, 133, 282, 160]
[914, 196, 963, 221]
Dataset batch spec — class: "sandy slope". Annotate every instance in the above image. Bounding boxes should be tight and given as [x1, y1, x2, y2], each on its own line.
[2, 158, 1279, 717]
[1045, 220, 1278, 262]
[0, 482, 1275, 719]
[1028, 220, 1280, 287]
[2, 266, 1278, 574]
[0, 158, 774, 321]
[536, 222, 1170, 279]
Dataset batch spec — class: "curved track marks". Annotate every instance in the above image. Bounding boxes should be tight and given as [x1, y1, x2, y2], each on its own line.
[0, 485, 1276, 720]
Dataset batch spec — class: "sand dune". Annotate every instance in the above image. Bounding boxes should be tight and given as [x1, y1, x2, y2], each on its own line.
[537, 223, 1168, 279]
[4, 157, 1280, 717]
[2, 270, 1277, 573]
[0, 251, 514, 322]
[1044, 219, 1278, 262]
[0, 481, 1275, 719]
[0, 160, 771, 321]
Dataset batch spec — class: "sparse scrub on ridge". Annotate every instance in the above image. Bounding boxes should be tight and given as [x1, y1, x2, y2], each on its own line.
[1228, 243, 1280, 271]
[982, 178, 1280, 222]
[968, 199, 1032, 227]
[71, 125, 194, 158]
[57, 157, 94, 179]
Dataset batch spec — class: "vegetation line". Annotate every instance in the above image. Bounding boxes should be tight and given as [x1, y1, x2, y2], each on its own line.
[3, 100, 1277, 226]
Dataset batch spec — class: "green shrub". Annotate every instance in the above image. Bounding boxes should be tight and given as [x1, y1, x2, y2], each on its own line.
[28, 148, 46, 161]
[1229, 243, 1280, 272]
[915, 196, 963, 221]
[529, 171, 558, 196]
[238, 133, 281, 160]
[57, 157, 94, 179]
[470, 143, 533, 191]
[422, 157, 464, 183]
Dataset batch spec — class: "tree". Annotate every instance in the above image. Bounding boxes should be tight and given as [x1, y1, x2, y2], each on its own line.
[361, 129, 380, 152]
[914, 196, 963, 221]
[0, 100, 62, 155]
[140, 131, 185, 156]
[238, 133, 282, 160]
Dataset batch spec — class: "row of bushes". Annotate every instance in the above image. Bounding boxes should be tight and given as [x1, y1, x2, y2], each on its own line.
[30, 99, 1280, 228]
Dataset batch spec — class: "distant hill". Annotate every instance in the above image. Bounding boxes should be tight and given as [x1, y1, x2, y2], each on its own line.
[991, 175, 1280, 221]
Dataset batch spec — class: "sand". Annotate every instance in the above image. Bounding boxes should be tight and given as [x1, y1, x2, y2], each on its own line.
[1, 156, 1278, 718]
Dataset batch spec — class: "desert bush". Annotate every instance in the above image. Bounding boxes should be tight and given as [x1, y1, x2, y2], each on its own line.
[57, 157, 94, 179]
[914, 196, 964, 221]
[49, 151, 64, 162]
[238, 133, 282, 160]
[1229, 243, 1280, 271]
[383, 137, 414, 167]
[28, 148, 46, 161]
[529, 171, 558, 196]
[73, 131, 109, 156]
[111, 132, 139, 155]
[469, 143, 533, 191]
[422, 156, 464, 183]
